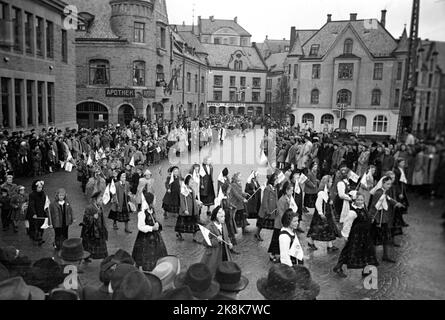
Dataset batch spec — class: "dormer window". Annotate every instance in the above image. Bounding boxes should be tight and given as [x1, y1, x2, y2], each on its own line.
[234, 60, 243, 70]
[309, 44, 320, 56]
[344, 38, 353, 54]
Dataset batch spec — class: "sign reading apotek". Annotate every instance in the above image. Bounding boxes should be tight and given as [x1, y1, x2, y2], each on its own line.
[105, 88, 135, 98]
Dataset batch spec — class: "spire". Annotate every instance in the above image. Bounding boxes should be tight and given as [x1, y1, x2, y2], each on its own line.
[289, 32, 303, 56]
[395, 26, 409, 53]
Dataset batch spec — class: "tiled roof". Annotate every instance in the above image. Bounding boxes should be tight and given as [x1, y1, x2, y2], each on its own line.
[177, 31, 207, 54]
[201, 44, 266, 70]
[263, 39, 290, 54]
[199, 18, 251, 37]
[68, 0, 120, 40]
[302, 20, 397, 58]
[289, 29, 317, 56]
[265, 52, 287, 72]
[295, 30, 318, 46]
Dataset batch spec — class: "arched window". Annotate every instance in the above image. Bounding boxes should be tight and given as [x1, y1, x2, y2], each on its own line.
[133, 61, 145, 86]
[89, 59, 110, 85]
[292, 88, 297, 103]
[311, 89, 319, 104]
[371, 89, 381, 106]
[321, 114, 334, 125]
[234, 60, 243, 70]
[373, 115, 388, 132]
[156, 65, 164, 85]
[302, 113, 314, 124]
[352, 115, 367, 134]
[344, 38, 353, 54]
[337, 89, 352, 105]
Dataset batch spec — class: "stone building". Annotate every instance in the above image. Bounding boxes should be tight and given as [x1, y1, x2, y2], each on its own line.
[69, 0, 207, 128]
[435, 42, 445, 135]
[0, 0, 77, 131]
[287, 11, 407, 138]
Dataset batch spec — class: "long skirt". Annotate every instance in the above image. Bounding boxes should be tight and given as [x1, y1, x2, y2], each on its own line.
[132, 231, 168, 272]
[234, 209, 248, 229]
[304, 193, 317, 209]
[225, 208, 237, 245]
[391, 208, 404, 237]
[109, 208, 130, 223]
[371, 222, 392, 246]
[307, 208, 340, 242]
[162, 203, 180, 214]
[256, 217, 275, 230]
[175, 215, 199, 234]
[83, 237, 108, 259]
[267, 228, 281, 255]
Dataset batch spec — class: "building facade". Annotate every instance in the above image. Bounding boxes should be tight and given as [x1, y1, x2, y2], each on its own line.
[70, 0, 207, 128]
[0, 0, 77, 132]
[287, 11, 407, 137]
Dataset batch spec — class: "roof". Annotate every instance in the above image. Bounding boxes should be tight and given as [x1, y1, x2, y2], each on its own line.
[294, 30, 318, 46]
[177, 31, 207, 54]
[301, 20, 397, 58]
[68, 0, 120, 40]
[201, 43, 266, 70]
[434, 41, 445, 73]
[199, 18, 251, 37]
[263, 39, 290, 54]
[174, 24, 195, 33]
[265, 52, 287, 72]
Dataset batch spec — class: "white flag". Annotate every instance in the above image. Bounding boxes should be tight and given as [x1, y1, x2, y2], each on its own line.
[375, 193, 388, 211]
[87, 155, 93, 166]
[110, 179, 117, 195]
[259, 152, 268, 166]
[199, 166, 206, 177]
[349, 171, 360, 183]
[103, 185, 111, 205]
[299, 174, 308, 184]
[95, 151, 100, 161]
[64, 162, 73, 172]
[198, 224, 212, 246]
[129, 156, 135, 167]
[40, 218, 50, 230]
[277, 171, 286, 184]
[44, 196, 51, 210]
[141, 191, 149, 212]
[360, 173, 368, 188]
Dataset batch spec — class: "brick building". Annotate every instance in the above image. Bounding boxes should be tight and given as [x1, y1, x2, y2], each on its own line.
[0, 0, 77, 132]
[69, 0, 207, 128]
[287, 11, 407, 137]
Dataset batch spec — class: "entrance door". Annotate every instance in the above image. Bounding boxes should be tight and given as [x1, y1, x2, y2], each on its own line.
[339, 118, 347, 130]
[76, 102, 109, 129]
[118, 104, 135, 126]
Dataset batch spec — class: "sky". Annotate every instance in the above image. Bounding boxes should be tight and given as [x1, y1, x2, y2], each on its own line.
[165, 0, 445, 42]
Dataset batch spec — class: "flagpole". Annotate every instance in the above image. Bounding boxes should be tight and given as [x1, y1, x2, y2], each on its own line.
[246, 187, 262, 201]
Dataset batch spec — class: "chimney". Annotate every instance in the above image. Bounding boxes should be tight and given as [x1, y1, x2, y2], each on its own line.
[290, 26, 296, 51]
[381, 9, 387, 27]
[182, 21, 185, 26]
[209, 16, 214, 22]
[234, 16, 238, 23]
[350, 13, 357, 21]
[265, 35, 268, 40]
[327, 14, 332, 22]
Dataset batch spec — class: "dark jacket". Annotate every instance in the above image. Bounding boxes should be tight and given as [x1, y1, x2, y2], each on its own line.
[49, 200, 73, 228]
[258, 185, 278, 219]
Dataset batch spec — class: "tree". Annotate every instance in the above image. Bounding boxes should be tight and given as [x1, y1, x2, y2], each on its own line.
[272, 74, 292, 123]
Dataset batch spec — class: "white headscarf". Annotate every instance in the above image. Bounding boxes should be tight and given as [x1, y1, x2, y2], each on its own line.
[246, 170, 257, 184]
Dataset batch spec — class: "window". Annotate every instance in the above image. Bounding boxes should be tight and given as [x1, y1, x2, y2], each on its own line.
[12, 7, 22, 52]
[0, 2, 6, 20]
[230, 91, 236, 102]
[373, 115, 388, 132]
[37, 81, 43, 124]
[229, 37, 236, 45]
[266, 78, 272, 89]
[25, 13, 33, 54]
[302, 113, 314, 124]
[371, 89, 381, 106]
[394, 89, 400, 108]
[309, 44, 319, 56]
[312, 64, 321, 79]
[61, 29, 67, 62]
[201, 76, 205, 93]
[213, 90, 222, 101]
[338, 63, 354, 79]
[234, 60, 243, 70]
[352, 115, 367, 133]
[425, 107, 429, 121]
[214, 75, 223, 87]
[397, 62, 403, 80]
[253, 77, 261, 88]
[15, 79, 22, 127]
[47, 82, 54, 123]
[344, 39, 353, 54]
[133, 61, 145, 86]
[266, 92, 272, 103]
[223, 38, 228, 45]
[428, 74, 433, 88]
[134, 22, 145, 43]
[252, 92, 260, 102]
[89, 59, 110, 85]
[373, 63, 383, 80]
[46, 21, 54, 58]
[35, 17, 44, 56]
[427, 92, 431, 106]
[293, 64, 298, 79]
[321, 114, 334, 125]
[240, 91, 245, 102]
[240, 77, 246, 87]
[186, 72, 191, 92]
[1, 78, 9, 128]
[156, 65, 164, 84]
[214, 37, 221, 44]
[26, 80, 33, 125]
[288, 64, 291, 75]
[241, 38, 248, 46]
[292, 88, 297, 103]
[230, 76, 236, 87]
[337, 89, 352, 105]
[160, 27, 166, 49]
[311, 89, 319, 104]
[194, 74, 198, 93]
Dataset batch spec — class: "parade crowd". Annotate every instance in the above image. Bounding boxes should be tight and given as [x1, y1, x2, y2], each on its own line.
[0, 115, 444, 300]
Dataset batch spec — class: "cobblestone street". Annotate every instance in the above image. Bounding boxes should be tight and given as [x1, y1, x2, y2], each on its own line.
[1, 129, 445, 300]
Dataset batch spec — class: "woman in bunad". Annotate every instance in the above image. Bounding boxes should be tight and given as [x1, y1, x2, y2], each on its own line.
[333, 193, 378, 278]
[10, 185, 28, 234]
[175, 174, 202, 242]
[269, 182, 298, 263]
[255, 173, 279, 242]
[26, 180, 48, 246]
[290, 170, 305, 233]
[333, 167, 353, 224]
[229, 173, 249, 235]
[358, 165, 376, 208]
[392, 159, 410, 231]
[109, 171, 132, 233]
[162, 166, 181, 220]
[369, 176, 405, 263]
[245, 170, 262, 220]
[132, 190, 167, 272]
[279, 209, 304, 267]
[307, 175, 341, 252]
[135, 169, 154, 211]
[49, 188, 74, 251]
[190, 164, 201, 202]
[217, 168, 230, 198]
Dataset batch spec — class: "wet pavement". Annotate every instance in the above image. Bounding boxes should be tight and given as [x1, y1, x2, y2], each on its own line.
[1, 128, 445, 300]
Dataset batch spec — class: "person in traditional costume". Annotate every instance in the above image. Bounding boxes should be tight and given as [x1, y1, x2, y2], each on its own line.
[162, 166, 181, 219]
[135, 169, 154, 211]
[26, 180, 48, 246]
[392, 159, 410, 233]
[49, 188, 73, 251]
[10, 186, 28, 233]
[189, 164, 201, 202]
[333, 193, 378, 278]
[201, 206, 233, 276]
[307, 175, 341, 252]
[199, 157, 216, 215]
[245, 170, 261, 220]
[358, 165, 376, 208]
[229, 173, 249, 233]
[132, 191, 167, 272]
[217, 168, 230, 199]
[80, 191, 108, 259]
[218, 126, 226, 144]
[175, 175, 202, 242]
[279, 209, 304, 267]
[290, 170, 305, 233]
[304, 162, 319, 209]
[334, 167, 353, 223]
[109, 172, 132, 233]
[255, 173, 279, 242]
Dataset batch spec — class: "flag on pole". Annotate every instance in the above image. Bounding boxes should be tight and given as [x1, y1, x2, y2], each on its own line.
[41, 218, 50, 230]
[129, 156, 135, 167]
[141, 191, 149, 212]
[110, 179, 116, 195]
[277, 171, 286, 184]
[44, 196, 51, 210]
[198, 224, 212, 246]
[349, 171, 360, 183]
[299, 173, 308, 184]
[87, 155, 93, 166]
[103, 185, 111, 205]
[360, 173, 368, 188]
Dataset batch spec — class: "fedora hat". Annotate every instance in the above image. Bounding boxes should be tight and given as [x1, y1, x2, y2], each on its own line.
[113, 271, 162, 300]
[158, 286, 194, 300]
[0, 277, 45, 300]
[147, 256, 180, 290]
[292, 266, 320, 300]
[174, 263, 220, 300]
[24, 258, 65, 293]
[100, 249, 135, 284]
[257, 264, 300, 300]
[215, 262, 248, 292]
[110, 264, 139, 292]
[48, 288, 79, 300]
[58, 239, 90, 262]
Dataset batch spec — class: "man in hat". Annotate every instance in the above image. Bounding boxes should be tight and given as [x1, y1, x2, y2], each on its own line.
[212, 261, 248, 300]
[24, 258, 66, 294]
[112, 270, 162, 300]
[174, 263, 220, 300]
[0, 277, 45, 300]
[0, 246, 32, 278]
